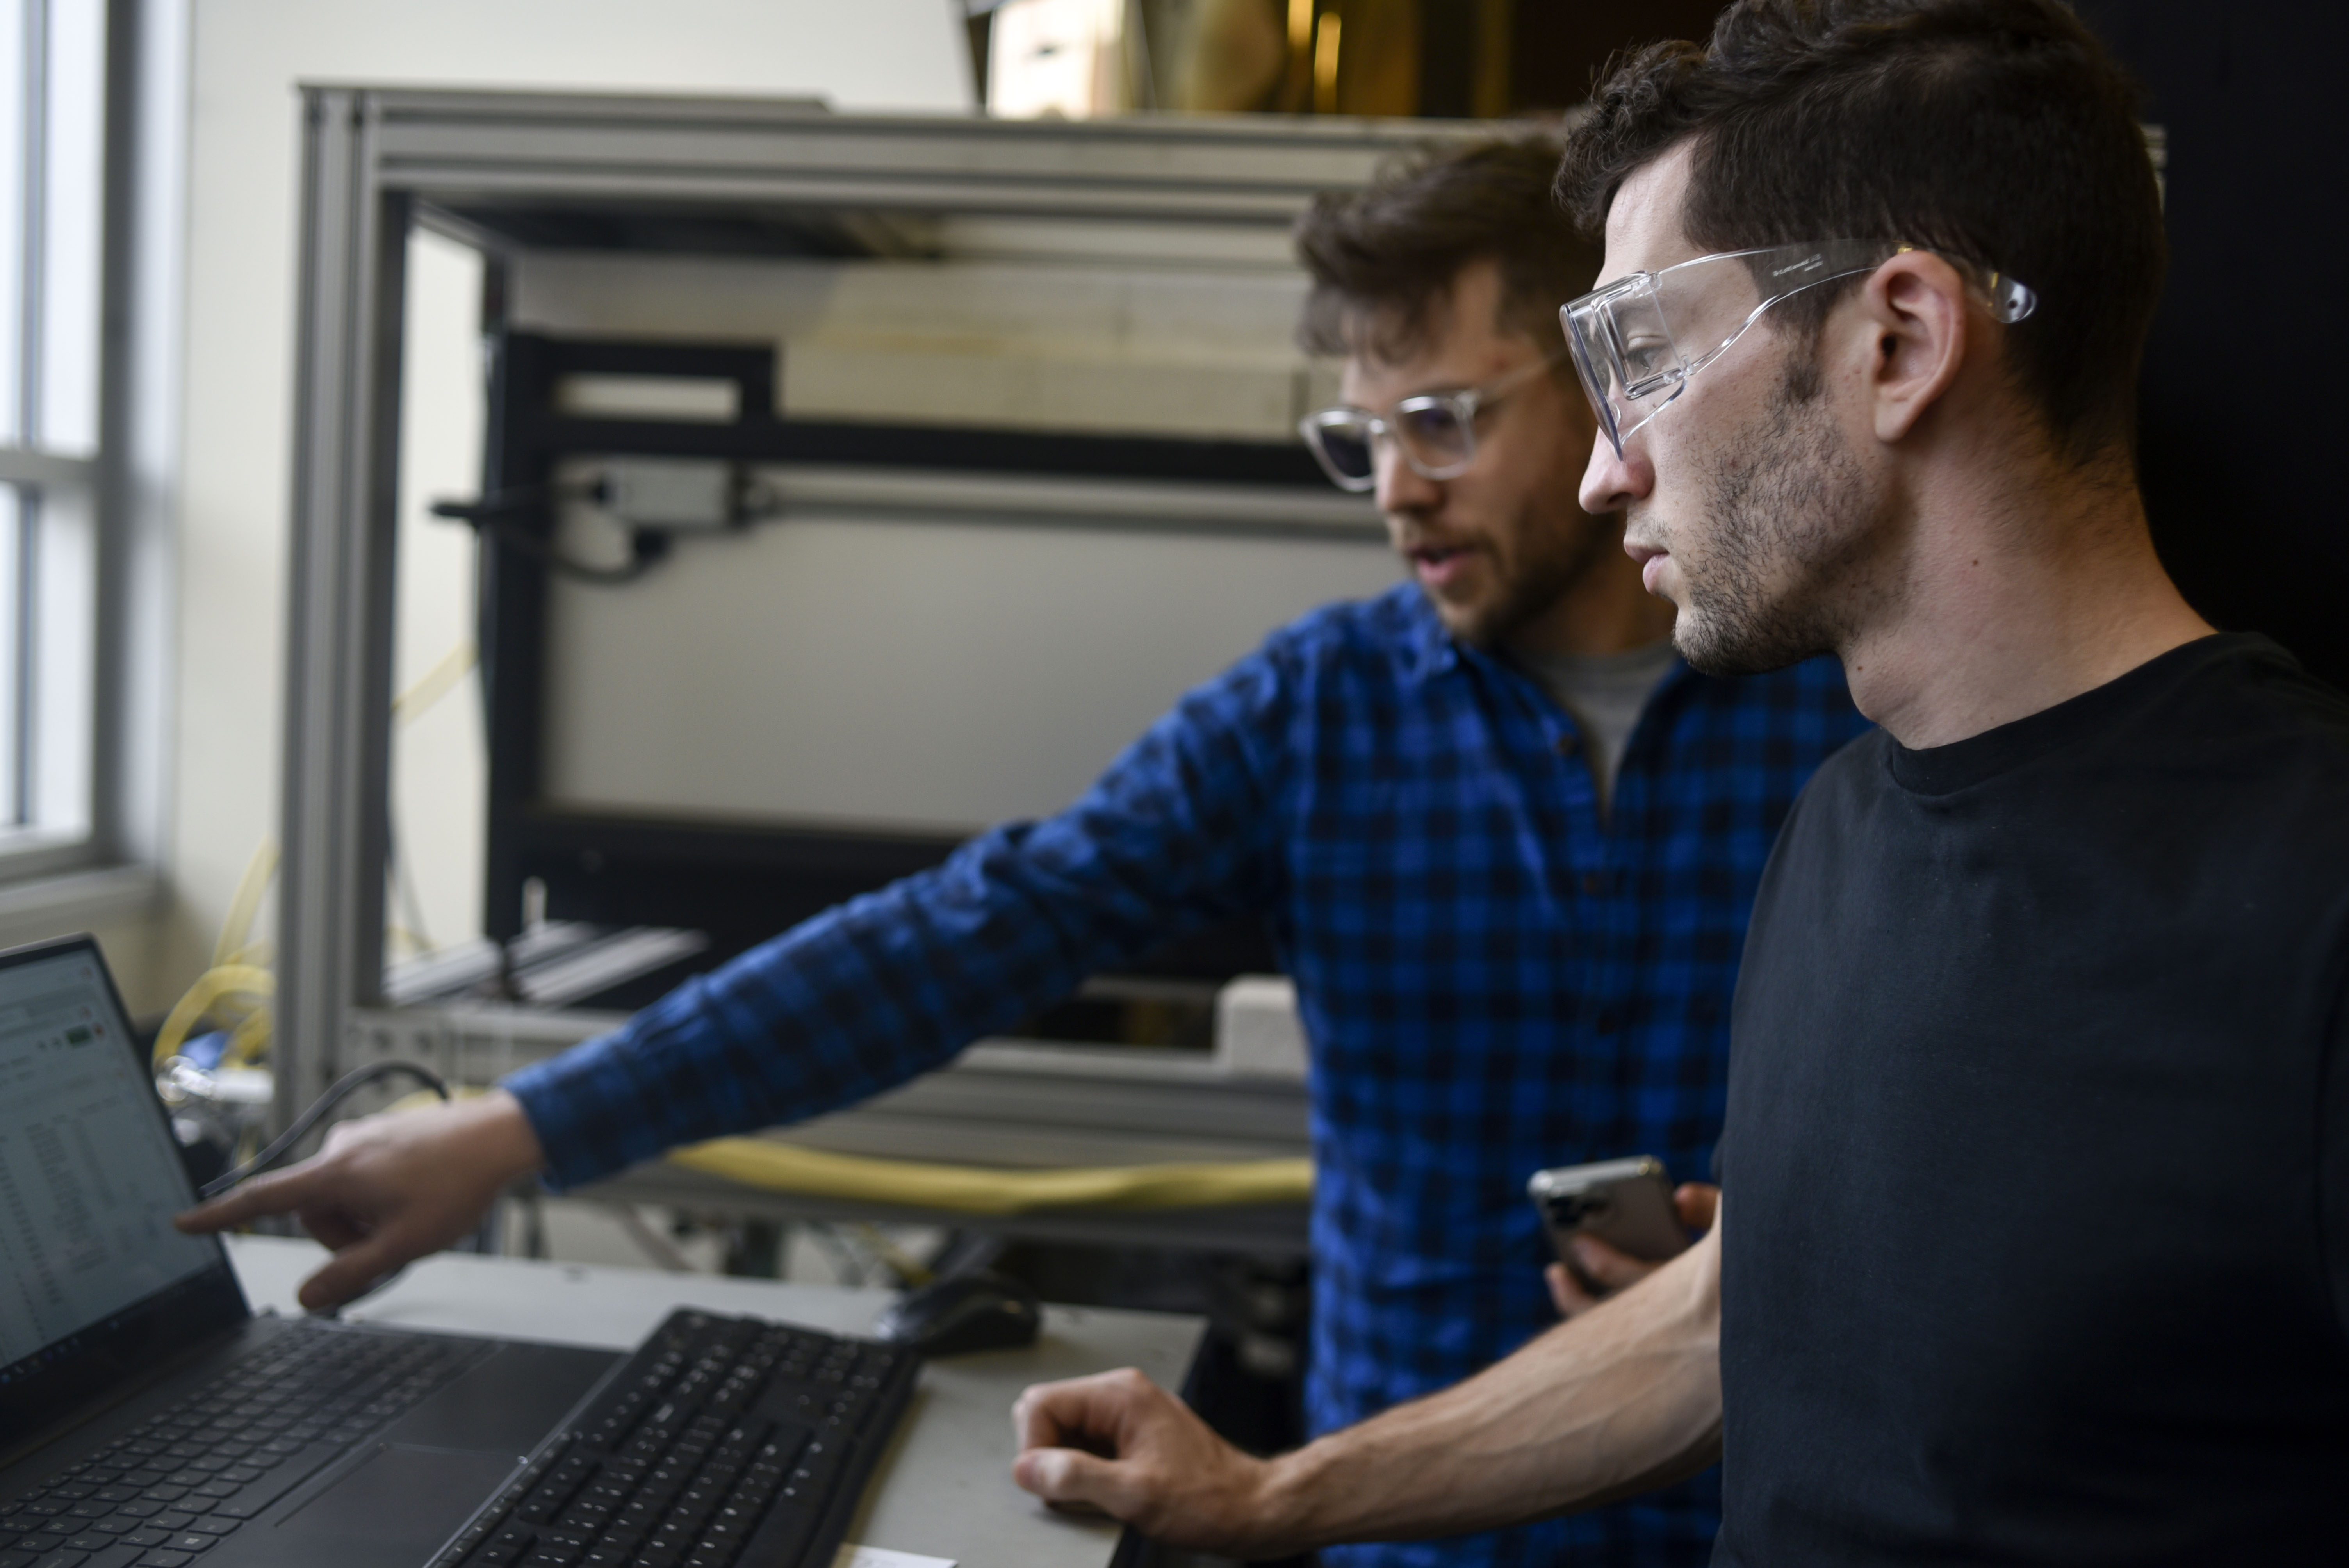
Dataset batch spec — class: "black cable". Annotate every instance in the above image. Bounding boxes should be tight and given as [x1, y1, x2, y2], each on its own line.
[431, 494, 671, 585]
[430, 486, 545, 519]
[197, 1060, 452, 1201]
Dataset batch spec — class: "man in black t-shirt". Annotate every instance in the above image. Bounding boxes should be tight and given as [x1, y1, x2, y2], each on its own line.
[1002, 2, 2349, 1562]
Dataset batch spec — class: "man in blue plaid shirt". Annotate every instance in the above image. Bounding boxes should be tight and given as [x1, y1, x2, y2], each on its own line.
[186, 137, 1866, 1567]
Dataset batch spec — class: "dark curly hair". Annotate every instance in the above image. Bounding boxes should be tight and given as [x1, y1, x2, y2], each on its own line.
[1555, 0, 2164, 463]
[1294, 133, 1601, 362]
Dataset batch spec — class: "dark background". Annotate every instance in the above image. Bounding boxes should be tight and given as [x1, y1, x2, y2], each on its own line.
[2071, 1, 2349, 691]
[1491, 0, 2349, 691]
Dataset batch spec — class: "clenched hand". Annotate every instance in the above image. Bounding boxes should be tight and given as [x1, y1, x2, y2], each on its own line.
[1012, 1368, 1292, 1557]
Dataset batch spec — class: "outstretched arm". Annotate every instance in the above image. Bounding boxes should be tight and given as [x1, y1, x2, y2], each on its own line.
[177, 641, 1306, 1309]
[1014, 1211, 1724, 1558]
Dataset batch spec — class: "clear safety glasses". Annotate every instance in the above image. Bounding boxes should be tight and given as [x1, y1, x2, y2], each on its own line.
[1297, 349, 1568, 493]
[1561, 240, 2038, 458]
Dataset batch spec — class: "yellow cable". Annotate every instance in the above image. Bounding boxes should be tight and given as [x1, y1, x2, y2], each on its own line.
[374, 1089, 1310, 1214]
[668, 1138, 1312, 1214]
[223, 1007, 272, 1067]
[159, 640, 478, 1079]
[849, 1223, 934, 1288]
[152, 965, 276, 1066]
[392, 640, 478, 727]
[214, 841, 280, 970]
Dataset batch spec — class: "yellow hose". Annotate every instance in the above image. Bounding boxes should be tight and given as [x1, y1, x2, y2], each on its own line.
[214, 841, 281, 970]
[153, 965, 276, 1067]
[668, 1137, 1312, 1213]
[391, 640, 478, 726]
[223, 1006, 272, 1067]
[381, 1088, 1312, 1212]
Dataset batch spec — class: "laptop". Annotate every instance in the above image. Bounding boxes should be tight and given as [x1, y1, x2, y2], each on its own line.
[0, 935, 621, 1568]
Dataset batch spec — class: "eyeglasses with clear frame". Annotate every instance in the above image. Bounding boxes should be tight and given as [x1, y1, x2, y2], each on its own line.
[1297, 348, 1571, 493]
[1560, 240, 2037, 459]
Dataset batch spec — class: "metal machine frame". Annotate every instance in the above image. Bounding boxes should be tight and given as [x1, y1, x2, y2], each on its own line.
[280, 89, 1457, 1246]
[471, 330, 1365, 976]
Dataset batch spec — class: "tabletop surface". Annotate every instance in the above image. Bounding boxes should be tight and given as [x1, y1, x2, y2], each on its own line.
[225, 1235, 1204, 1568]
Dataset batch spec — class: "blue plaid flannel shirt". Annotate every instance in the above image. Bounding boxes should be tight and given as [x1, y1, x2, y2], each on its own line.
[506, 581, 1868, 1568]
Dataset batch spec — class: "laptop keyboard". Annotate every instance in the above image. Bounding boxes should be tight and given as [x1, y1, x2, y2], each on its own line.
[0, 1322, 483, 1568]
[432, 1309, 916, 1568]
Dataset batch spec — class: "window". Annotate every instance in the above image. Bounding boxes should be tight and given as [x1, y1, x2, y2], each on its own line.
[0, 0, 104, 864]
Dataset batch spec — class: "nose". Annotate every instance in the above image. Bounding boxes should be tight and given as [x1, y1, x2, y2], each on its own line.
[1373, 435, 1442, 516]
[1579, 431, 1650, 517]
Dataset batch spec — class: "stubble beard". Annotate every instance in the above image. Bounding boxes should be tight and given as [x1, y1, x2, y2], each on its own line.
[1670, 353, 1889, 677]
[1437, 502, 1618, 652]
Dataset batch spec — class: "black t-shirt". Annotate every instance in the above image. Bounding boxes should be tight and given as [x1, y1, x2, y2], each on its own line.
[1715, 634, 2349, 1565]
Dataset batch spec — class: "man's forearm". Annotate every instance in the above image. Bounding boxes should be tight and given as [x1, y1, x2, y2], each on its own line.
[1254, 1222, 1723, 1552]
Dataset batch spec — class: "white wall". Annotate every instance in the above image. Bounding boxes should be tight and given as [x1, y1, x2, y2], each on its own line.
[387, 230, 488, 960]
[506, 241, 1392, 841]
[125, 1, 972, 1009]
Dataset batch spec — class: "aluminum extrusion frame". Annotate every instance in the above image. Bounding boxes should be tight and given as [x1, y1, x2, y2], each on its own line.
[279, 87, 1452, 1151]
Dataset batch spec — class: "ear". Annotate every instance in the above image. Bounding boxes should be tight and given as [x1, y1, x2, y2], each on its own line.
[1852, 251, 1971, 445]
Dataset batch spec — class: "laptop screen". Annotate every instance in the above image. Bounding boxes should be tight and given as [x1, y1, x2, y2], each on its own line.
[0, 938, 247, 1463]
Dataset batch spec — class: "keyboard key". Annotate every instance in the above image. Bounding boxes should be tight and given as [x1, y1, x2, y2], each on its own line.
[743, 1503, 818, 1564]
[165, 1541, 213, 1555]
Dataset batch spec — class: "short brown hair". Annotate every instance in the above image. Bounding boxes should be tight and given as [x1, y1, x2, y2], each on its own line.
[1555, 0, 2165, 463]
[1294, 134, 1601, 361]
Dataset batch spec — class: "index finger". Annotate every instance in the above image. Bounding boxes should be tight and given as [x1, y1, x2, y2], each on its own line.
[174, 1158, 331, 1232]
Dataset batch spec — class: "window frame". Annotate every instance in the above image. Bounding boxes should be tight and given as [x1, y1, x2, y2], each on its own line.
[0, 0, 180, 918]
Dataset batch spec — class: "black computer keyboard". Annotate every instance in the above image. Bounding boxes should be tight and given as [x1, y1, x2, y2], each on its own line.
[0, 1324, 483, 1568]
[432, 1310, 916, 1568]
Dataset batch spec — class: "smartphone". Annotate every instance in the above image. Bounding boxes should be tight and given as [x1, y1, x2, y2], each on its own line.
[1527, 1156, 1689, 1292]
